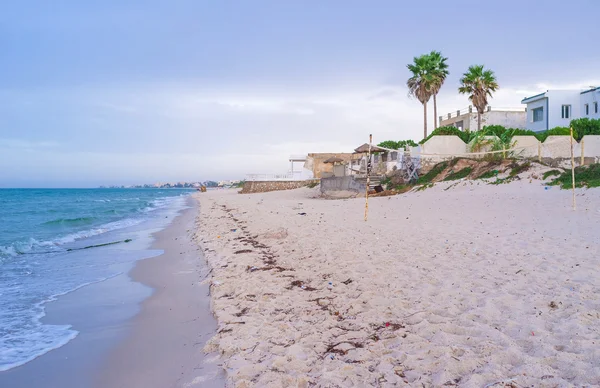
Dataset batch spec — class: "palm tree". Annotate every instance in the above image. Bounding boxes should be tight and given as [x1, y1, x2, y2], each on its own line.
[458, 65, 499, 131]
[428, 51, 449, 130]
[407, 55, 436, 139]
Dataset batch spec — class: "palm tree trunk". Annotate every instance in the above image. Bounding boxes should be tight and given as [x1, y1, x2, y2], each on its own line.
[477, 112, 481, 131]
[423, 102, 428, 139]
[433, 94, 438, 130]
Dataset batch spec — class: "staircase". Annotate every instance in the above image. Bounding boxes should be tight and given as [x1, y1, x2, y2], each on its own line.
[354, 175, 383, 190]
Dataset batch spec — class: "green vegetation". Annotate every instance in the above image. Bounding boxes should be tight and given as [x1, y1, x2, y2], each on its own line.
[571, 118, 600, 139]
[477, 170, 498, 179]
[458, 65, 499, 131]
[306, 181, 320, 189]
[417, 161, 448, 184]
[548, 164, 600, 189]
[488, 176, 516, 185]
[469, 129, 515, 160]
[444, 167, 472, 181]
[535, 127, 572, 142]
[377, 140, 418, 150]
[419, 126, 473, 144]
[380, 176, 392, 188]
[416, 183, 434, 191]
[419, 120, 600, 145]
[407, 51, 449, 139]
[542, 170, 562, 180]
[394, 184, 412, 193]
[509, 161, 531, 177]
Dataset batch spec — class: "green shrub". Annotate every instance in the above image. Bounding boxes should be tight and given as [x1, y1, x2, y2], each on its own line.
[399, 139, 418, 148]
[420, 124, 588, 150]
[509, 161, 531, 177]
[380, 176, 392, 188]
[477, 170, 499, 179]
[542, 170, 562, 180]
[420, 127, 473, 144]
[488, 176, 517, 185]
[377, 140, 400, 149]
[444, 167, 472, 181]
[377, 139, 418, 150]
[417, 161, 448, 184]
[570, 118, 600, 139]
[548, 164, 600, 189]
[535, 127, 572, 142]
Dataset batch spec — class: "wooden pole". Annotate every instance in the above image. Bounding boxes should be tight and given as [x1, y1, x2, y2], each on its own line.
[364, 134, 372, 221]
[570, 127, 576, 211]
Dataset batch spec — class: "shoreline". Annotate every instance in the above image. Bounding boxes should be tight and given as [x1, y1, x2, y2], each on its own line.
[0, 193, 223, 388]
[93, 195, 224, 387]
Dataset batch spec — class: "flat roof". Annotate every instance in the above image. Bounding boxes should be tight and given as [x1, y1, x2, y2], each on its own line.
[581, 86, 599, 95]
[521, 91, 547, 103]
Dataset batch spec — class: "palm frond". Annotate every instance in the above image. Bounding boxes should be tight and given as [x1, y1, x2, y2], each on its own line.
[458, 64, 499, 113]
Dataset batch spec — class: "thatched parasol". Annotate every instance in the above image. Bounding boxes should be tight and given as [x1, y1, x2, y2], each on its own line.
[323, 156, 345, 164]
[354, 143, 387, 153]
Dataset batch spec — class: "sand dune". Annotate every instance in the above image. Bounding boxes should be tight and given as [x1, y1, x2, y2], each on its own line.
[194, 181, 600, 387]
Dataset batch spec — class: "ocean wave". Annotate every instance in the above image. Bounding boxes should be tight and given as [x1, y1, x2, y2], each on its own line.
[0, 272, 122, 372]
[0, 218, 143, 257]
[42, 217, 96, 226]
[0, 194, 189, 259]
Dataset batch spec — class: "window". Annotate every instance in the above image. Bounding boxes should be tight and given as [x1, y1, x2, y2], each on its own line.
[561, 105, 571, 119]
[595, 102, 599, 114]
[585, 104, 589, 115]
[533, 107, 544, 122]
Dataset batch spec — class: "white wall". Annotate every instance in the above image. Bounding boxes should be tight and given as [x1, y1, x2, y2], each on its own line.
[547, 90, 581, 128]
[580, 89, 600, 119]
[525, 98, 548, 132]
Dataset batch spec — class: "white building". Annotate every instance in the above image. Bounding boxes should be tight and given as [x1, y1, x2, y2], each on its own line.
[521, 88, 599, 131]
[439, 105, 526, 131]
[580, 86, 600, 119]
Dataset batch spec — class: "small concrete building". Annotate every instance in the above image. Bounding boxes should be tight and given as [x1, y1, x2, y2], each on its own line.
[439, 106, 526, 131]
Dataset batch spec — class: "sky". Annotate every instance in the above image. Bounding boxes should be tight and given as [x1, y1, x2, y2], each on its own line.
[1, 0, 599, 187]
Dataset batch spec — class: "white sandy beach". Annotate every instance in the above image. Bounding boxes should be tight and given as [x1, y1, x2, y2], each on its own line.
[195, 179, 600, 387]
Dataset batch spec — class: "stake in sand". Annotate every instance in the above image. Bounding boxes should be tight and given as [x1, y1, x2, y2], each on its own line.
[570, 127, 576, 210]
[364, 134, 372, 221]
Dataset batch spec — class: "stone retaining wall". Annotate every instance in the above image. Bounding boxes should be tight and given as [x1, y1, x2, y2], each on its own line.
[320, 176, 366, 193]
[239, 180, 319, 194]
[416, 135, 600, 172]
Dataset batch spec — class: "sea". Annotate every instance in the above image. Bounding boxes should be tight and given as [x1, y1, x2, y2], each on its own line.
[0, 188, 194, 372]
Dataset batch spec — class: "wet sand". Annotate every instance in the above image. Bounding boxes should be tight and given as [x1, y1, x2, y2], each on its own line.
[0, 197, 223, 388]
[94, 198, 224, 388]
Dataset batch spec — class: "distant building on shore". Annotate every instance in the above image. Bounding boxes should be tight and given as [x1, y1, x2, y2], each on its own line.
[439, 105, 527, 131]
[521, 87, 600, 131]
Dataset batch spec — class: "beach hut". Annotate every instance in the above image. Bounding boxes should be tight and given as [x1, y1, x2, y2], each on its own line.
[352, 144, 399, 175]
[323, 156, 347, 177]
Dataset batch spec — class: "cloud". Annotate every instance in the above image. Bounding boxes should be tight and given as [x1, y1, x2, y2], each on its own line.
[0, 138, 60, 150]
[2, 75, 599, 187]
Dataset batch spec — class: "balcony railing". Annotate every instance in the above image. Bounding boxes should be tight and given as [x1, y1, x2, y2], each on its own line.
[439, 105, 526, 122]
[246, 171, 313, 181]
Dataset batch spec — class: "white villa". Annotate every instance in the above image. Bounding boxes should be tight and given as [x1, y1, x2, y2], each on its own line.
[521, 87, 600, 131]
